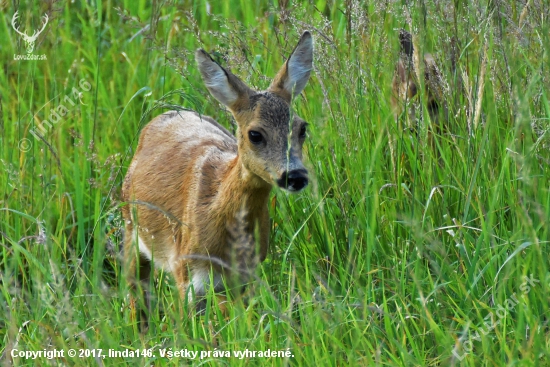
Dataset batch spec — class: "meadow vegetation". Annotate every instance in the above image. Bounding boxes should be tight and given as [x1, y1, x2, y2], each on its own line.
[1, 0, 549, 365]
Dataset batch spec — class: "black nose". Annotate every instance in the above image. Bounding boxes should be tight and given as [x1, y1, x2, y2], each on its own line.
[277, 169, 309, 191]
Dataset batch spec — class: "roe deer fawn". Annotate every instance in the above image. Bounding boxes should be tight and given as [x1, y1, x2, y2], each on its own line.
[122, 32, 313, 313]
[392, 29, 448, 131]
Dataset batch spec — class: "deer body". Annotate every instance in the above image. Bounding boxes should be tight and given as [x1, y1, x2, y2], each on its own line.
[122, 32, 313, 307]
[123, 110, 270, 294]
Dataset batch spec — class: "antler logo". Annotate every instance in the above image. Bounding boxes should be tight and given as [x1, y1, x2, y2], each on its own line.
[11, 11, 49, 54]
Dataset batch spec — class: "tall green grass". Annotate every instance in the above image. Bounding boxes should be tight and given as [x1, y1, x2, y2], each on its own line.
[1, 0, 549, 366]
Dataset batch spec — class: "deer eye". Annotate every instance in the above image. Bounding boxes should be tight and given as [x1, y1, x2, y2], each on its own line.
[299, 125, 307, 139]
[248, 130, 263, 144]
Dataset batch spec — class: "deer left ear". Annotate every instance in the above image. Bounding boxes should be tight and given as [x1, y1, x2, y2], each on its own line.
[269, 31, 313, 103]
[196, 49, 253, 111]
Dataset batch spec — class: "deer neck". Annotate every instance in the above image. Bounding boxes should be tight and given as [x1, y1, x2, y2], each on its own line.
[218, 156, 272, 220]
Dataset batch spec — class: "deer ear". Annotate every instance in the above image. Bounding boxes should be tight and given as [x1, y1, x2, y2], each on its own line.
[269, 31, 313, 102]
[196, 50, 252, 111]
[399, 29, 414, 58]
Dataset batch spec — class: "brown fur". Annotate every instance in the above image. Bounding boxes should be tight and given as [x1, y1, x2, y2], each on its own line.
[391, 29, 448, 130]
[122, 32, 314, 313]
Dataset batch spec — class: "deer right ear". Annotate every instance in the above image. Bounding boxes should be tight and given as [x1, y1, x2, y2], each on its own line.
[269, 31, 313, 103]
[196, 50, 251, 110]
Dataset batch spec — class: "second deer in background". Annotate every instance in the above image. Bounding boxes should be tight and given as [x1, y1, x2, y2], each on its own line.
[391, 29, 448, 132]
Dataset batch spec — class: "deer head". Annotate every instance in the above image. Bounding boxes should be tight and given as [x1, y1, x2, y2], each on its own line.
[11, 11, 49, 54]
[196, 31, 313, 192]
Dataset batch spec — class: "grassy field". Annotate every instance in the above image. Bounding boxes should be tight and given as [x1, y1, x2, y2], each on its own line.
[1, 0, 549, 366]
